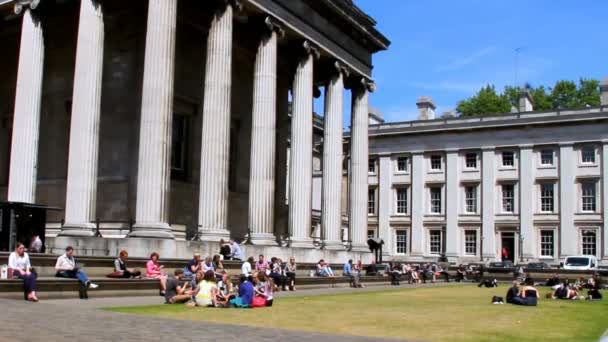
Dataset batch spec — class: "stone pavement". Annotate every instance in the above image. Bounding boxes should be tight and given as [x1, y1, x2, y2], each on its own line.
[0, 282, 457, 341]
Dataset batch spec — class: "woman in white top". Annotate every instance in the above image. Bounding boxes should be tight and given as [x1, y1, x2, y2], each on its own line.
[8, 243, 38, 302]
[241, 256, 254, 276]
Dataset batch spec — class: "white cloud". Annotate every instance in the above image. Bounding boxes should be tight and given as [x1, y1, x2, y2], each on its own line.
[434, 46, 497, 72]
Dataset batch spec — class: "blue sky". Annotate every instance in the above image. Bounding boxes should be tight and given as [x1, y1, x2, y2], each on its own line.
[348, 0, 608, 123]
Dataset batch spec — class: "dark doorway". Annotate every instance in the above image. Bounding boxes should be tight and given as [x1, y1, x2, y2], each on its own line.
[501, 232, 515, 262]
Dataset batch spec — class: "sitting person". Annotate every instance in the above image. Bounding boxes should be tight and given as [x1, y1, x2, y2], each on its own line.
[587, 275, 603, 300]
[55, 246, 98, 299]
[254, 272, 275, 307]
[388, 262, 401, 286]
[202, 256, 215, 273]
[545, 273, 561, 287]
[219, 239, 232, 261]
[215, 272, 235, 307]
[366, 261, 378, 276]
[478, 278, 498, 288]
[230, 275, 255, 308]
[283, 257, 297, 291]
[164, 269, 192, 304]
[505, 281, 520, 303]
[8, 243, 38, 302]
[255, 254, 269, 274]
[109, 250, 141, 278]
[434, 263, 450, 283]
[409, 265, 421, 284]
[183, 253, 202, 283]
[422, 263, 436, 283]
[553, 281, 570, 299]
[29, 234, 43, 253]
[455, 264, 467, 282]
[269, 257, 286, 291]
[510, 278, 539, 306]
[344, 259, 361, 288]
[241, 257, 254, 277]
[146, 252, 168, 296]
[211, 254, 224, 279]
[316, 259, 335, 277]
[192, 270, 218, 307]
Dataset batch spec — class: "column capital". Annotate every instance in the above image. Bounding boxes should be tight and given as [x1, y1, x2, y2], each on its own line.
[264, 16, 285, 37]
[14, 0, 40, 15]
[331, 60, 350, 78]
[215, 0, 245, 11]
[349, 76, 376, 93]
[302, 40, 321, 60]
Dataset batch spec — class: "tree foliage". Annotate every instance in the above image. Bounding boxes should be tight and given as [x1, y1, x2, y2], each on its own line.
[456, 78, 601, 117]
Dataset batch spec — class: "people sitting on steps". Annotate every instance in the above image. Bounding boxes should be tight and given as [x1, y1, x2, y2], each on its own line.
[145, 252, 168, 296]
[316, 259, 335, 277]
[108, 250, 141, 279]
[8, 243, 38, 302]
[55, 246, 99, 299]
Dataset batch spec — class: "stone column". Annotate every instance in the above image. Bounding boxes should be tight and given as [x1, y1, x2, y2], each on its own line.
[288, 41, 319, 248]
[197, 2, 238, 241]
[445, 150, 459, 259]
[410, 152, 424, 257]
[321, 62, 348, 250]
[377, 155, 391, 257]
[7, 1, 44, 204]
[559, 143, 576, 257]
[349, 78, 375, 252]
[61, 0, 105, 237]
[248, 18, 284, 245]
[129, 0, 177, 239]
[481, 147, 496, 259]
[602, 141, 608, 260]
[519, 145, 535, 259]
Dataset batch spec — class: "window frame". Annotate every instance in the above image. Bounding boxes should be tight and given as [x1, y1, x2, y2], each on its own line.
[368, 188, 377, 216]
[539, 229, 555, 258]
[396, 156, 409, 173]
[463, 229, 477, 256]
[501, 151, 515, 168]
[540, 183, 555, 213]
[464, 185, 477, 214]
[430, 155, 442, 171]
[501, 183, 515, 213]
[395, 229, 408, 255]
[581, 229, 598, 256]
[368, 158, 377, 175]
[428, 229, 443, 255]
[429, 186, 442, 214]
[395, 187, 408, 215]
[539, 149, 554, 166]
[465, 153, 478, 170]
[581, 181, 597, 212]
[581, 146, 596, 165]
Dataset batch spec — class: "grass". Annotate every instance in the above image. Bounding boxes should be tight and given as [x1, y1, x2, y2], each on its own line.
[105, 285, 608, 341]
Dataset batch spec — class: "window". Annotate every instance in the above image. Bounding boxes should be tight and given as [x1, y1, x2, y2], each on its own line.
[540, 149, 554, 166]
[368, 159, 376, 174]
[430, 155, 442, 170]
[464, 230, 477, 255]
[465, 186, 477, 213]
[368, 188, 376, 215]
[430, 187, 442, 214]
[171, 114, 189, 180]
[502, 151, 514, 167]
[581, 182, 597, 212]
[581, 147, 595, 164]
[395, 230, 407, 254]
[540, 230, 554, 257]
[502, 184, 515, 213]
[396, 156, 408, 172]
[540, 183, 555, 212]
[465, 153, 477, 169]
[367, 229, 376, 239]
[581, 230, 597, 256]
[429, 230, 442, 254]
[396, 188, 408, 214]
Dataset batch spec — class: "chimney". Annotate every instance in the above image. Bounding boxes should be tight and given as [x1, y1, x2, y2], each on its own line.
[368, 106, 385, 124]
[518, 88, 534, 112]
[416, 96, 436, 120]
[600, 77, 608, 106]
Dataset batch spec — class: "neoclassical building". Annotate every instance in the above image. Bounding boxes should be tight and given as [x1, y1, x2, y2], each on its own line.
[0, 0, 389, 261]
[368, 87, 608, 265]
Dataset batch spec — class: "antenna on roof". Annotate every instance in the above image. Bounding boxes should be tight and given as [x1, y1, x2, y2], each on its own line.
[514, 47, 525, 86]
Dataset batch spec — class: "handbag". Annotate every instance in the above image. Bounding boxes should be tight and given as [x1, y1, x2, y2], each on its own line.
[252, 296, 267, 307]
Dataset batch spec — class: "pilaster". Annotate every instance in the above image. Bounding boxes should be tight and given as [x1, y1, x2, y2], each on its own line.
[410, 152, 425, 256]
[559, 143, 576, 257]
[481, 147, 496, 259]
[445, 150, 459, 258]
[519, 146, 535, 259]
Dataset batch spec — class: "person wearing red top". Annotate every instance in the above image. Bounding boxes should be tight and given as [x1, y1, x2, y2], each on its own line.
[146, 252, 168, 295]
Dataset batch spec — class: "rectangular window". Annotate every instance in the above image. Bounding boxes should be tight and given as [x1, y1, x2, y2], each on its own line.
[502, 151, 514, 167]
[396, 188, 408, 214]
[368, 159, 376, 174]
[429, 230, 442, 254]
[367, 229, 376, 239]
[397, 156, 408, 172]
[465, 153, 477, 169]
[540, 230, 554, 257]
[581, 182, 597, 212]
[368, 188, 376, 215]
[540, 183, 555, 212]
[540, 149, 554, 166]
[502, 184, 515, 213]
[430, 187, 442, 214]
[395, 230, 407, 254]
[582, 230, 597, 256]
[430, 155, 442, 170]
[582, 147, 595, 164]
[465, 186, 477, 213]
[464, 230, 477, 255]
[171, 114, 189, 180]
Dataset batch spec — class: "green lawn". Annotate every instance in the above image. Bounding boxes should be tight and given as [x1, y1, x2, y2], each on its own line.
[106, 285, 608, 341]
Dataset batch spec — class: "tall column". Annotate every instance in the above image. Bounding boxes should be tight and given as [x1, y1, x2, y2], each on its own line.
[602, 141, 608, 260]
[377, 155, 391, 257]
[7, 1, 44, 204]
[410, 152, 425, 256]
[197, 2, 237, 241]
[481, 147, 497, 259]
[519, 145, 535, 259]
[445, 150, 459, 259]
[559, 143, 576, 256]
[349, 78, 375, 252]
[288, 41, 319, 248]
[61, 0, 105, 237]
[248, 18, 283, 245]
[321, 62, 348, 250]
[129, 0, 177, 239]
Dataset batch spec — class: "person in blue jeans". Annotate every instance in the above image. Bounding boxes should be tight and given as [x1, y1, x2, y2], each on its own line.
[55, 246, 98, 299]
[230, 275, 254, 308]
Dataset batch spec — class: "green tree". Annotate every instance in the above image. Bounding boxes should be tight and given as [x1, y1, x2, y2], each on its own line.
[551, 80, 579, 109]
[456, 85, 511, 116]
[530, 86, 553, 111]
[577, 78, 601, 107]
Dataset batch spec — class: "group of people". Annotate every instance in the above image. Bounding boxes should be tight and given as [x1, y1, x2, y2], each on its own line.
[547, 274, 603, 300]
[385, 262, 450, 285]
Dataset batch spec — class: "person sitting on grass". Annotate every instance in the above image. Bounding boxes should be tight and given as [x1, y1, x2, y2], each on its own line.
[505, 280, 520, 304]
[255, 254, 269, 274]
[478, 278, 498, 288]
[545, 273, 561, 287]
[586, 275, 603, 300]
[230, 275, 254, 308]
[241, 256, 254, 277]
[164, 269, 192, 304]
[55, 246, 99, 299]
[216, 272, 235, 307]
[255, 272, 275, 307]
[510, 278, 539, 306]
[146, 252, 167, 296]
[110, 250, 141, 278]
[192, 270, 218, 307]
[316, 259, 335, 277]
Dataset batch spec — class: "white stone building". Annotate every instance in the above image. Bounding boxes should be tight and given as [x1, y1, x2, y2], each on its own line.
[368, 85, 608, 265]
[0, 0, 389, 262]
